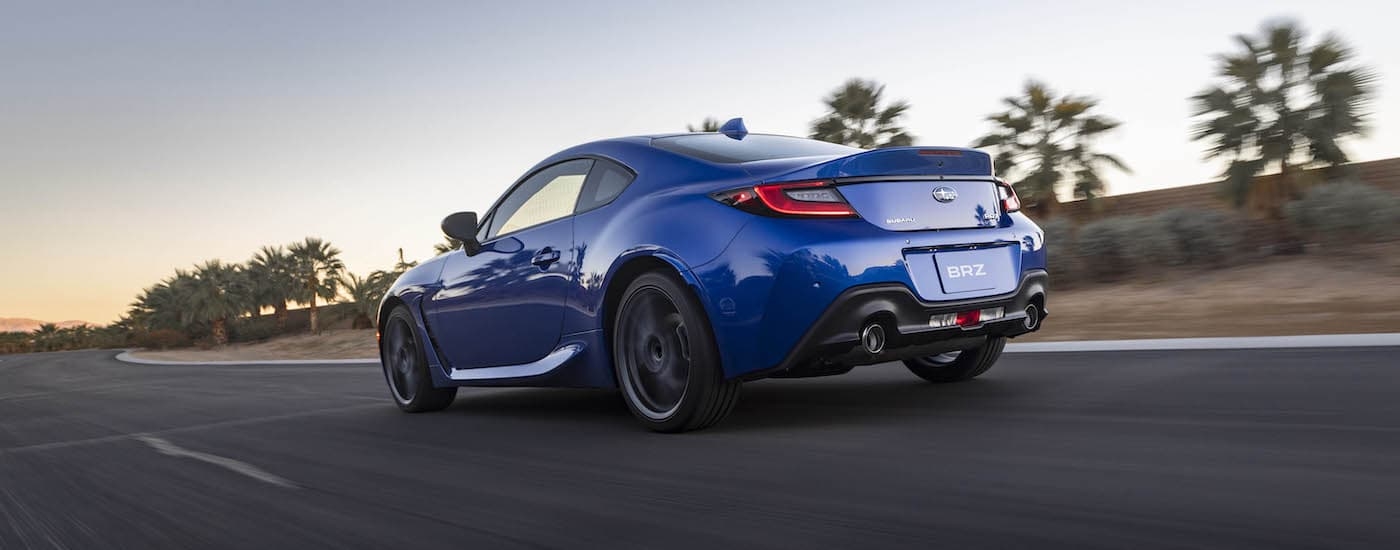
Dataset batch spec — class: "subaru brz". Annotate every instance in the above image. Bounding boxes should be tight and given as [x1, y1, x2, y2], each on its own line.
[378, 119, 1048, 432]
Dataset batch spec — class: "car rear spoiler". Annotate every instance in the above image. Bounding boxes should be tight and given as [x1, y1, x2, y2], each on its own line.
[763, 147, 994, 183]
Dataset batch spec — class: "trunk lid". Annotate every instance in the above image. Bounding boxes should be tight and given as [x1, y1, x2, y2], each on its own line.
[839, 179, 1002, 231]
[748, 146, 1002, 231]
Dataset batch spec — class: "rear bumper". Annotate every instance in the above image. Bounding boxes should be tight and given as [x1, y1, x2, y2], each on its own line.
[745, 269, 1047, 380]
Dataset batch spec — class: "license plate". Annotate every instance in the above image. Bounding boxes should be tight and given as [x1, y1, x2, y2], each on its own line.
[933, 247, 1012, 294]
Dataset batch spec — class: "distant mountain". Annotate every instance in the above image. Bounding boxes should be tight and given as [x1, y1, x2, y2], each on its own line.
[0, 318, 92, 333]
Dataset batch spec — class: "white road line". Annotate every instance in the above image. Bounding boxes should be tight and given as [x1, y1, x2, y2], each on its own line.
[1007, 333, 1400, 353]
[134, 435, 297, 489]
[115, 334, 1400, 366]
[115, 350, 377, 366]
[0, 402, 384, 456]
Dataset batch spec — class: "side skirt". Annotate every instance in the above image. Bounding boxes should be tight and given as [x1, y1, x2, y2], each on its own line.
[428, 329, 617, 389]
[448, 344, 582, 381]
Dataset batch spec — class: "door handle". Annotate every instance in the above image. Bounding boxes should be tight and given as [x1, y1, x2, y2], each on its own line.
[531, 247, 561, 267]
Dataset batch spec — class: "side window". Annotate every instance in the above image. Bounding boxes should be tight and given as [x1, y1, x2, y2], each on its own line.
[575, 159, 636, 213]
[486, 159, 593, 239]
[474, 212, 492, 242]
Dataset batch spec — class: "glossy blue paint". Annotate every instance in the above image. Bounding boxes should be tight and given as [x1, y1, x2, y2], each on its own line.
[377, 132, 1049, 388]
[428, 216, 574, 369]
[719, 117, 748, 140]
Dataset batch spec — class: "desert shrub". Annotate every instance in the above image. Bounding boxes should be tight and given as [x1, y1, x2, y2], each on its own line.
[1153, 208, 1240, 266]
[0, 332, 33, 354]
[133, 329, 191, 350]
[1286, 181, 1400, 243]
[1039, 218, 1077, 281]
[1074, 215, 1176, 281]
[230, 317, 279, 343]
[89, 328, 132, 350]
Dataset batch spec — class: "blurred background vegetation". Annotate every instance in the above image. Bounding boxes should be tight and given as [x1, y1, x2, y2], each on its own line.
[3, 18, 1396, 356]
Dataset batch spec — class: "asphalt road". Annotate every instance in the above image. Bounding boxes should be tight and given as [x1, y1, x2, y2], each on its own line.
[2, 348, 1399, 549]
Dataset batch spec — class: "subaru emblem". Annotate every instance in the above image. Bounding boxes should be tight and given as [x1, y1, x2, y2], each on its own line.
[932, 186, 958, 203]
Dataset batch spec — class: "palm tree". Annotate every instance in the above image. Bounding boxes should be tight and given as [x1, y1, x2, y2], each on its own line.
[1191, 20, 1376, 211]
[128, 271, 196, 333]
[972, 80, 1129, 210]
[287, 237, 345, 334]
[31, 323, 58, 352]
[392, 248, 418, 274]
[248, 245, 297, 331]
[687, 117, 722, 132]
[810, 78, 913, 148]
[339, 271, 392, 329]
[226, 266, 259, 320]
[433, 237, 462, 255]
[64, 324, 93, 350]
[187, 260, 244, 345]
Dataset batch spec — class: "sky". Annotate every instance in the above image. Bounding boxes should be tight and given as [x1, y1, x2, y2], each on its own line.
[2, 0, 1397, 324]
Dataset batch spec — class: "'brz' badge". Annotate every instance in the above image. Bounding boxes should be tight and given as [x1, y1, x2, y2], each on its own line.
[932, 186, 958, 203]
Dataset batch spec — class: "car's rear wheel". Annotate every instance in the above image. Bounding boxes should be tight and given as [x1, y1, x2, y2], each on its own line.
[613, 271, 740, 432]
[381, 306, 457, 412]
[903, 336, 1007, 383]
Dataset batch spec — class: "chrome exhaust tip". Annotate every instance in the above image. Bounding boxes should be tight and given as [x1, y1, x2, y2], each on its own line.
[1023, 304, 1040, 331]
[860, 323, 886, 355]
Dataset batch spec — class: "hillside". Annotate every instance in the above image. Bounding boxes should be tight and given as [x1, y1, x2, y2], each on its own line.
[0, 318, 92, 333]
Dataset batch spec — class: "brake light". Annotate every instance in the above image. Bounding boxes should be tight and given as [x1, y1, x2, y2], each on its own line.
[996, 180, 1021, 213]
[932, 307, 1004, 329]
[713, 181, 857, 218]
[954, 310, 981, 327]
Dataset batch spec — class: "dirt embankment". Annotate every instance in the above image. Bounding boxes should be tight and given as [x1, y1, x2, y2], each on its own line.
[131, 329, 377, 361]
[128, 248, 1400, 362]
[1024, 250, 1400, 341]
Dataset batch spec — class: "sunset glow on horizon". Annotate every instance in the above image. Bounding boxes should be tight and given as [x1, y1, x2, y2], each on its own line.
[3, 0, 1398, 323]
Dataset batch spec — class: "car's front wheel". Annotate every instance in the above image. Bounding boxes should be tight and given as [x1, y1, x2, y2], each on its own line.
[903, 336, 1007, 383]
[613, 271, 740, 432]
[381, 306, 457, 412]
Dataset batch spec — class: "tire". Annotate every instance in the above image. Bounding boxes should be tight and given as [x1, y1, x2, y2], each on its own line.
[612, 271, 740, 432]
[903, 336, 1007, 384]
[380, 306, 457, 412]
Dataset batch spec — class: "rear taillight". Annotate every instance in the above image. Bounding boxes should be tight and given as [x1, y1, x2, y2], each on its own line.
[712, 181, 857, 218]
[996, 180, 1021, 213]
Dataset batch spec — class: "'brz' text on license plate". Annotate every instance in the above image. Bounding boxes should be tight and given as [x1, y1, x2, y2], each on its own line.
[944, 264, 986, 278]
[933, 246, 1013, 294]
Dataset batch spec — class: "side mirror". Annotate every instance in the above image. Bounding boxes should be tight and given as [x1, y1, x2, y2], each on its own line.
[441, 212, 483, 256]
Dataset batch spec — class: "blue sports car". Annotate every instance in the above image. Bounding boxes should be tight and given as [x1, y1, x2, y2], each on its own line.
[377, 119, 1048, 432]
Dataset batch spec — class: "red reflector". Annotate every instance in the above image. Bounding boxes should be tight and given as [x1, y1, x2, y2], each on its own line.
[954, 310, 981, 327]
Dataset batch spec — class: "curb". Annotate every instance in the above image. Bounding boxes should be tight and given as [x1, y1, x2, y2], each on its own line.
[115, 350, 378, 366]
[1006, 333, 1400, 353]
[112, 333, 1400, 366]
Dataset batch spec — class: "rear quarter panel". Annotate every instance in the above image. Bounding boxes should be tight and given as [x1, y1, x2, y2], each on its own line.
[548, 140, 759, 335]
[696, 212, 1045, 378]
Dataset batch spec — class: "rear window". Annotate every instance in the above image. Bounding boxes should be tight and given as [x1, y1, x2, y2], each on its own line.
[652, 134, 860, 163]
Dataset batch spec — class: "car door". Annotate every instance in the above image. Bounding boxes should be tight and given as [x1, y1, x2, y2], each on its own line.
[426, 159, 592, 369]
